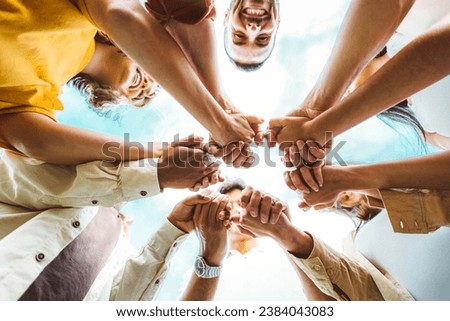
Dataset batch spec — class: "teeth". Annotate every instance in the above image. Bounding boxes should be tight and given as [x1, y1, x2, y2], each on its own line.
[245, 8, 265, 16]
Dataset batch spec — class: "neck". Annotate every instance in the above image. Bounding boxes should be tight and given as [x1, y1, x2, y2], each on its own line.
[230, 237, 258, 254]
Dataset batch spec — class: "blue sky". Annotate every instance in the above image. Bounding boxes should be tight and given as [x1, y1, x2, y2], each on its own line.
[57, 0, 433, 300]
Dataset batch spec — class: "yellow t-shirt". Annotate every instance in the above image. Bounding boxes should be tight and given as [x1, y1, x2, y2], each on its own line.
[0, 0, 97, 150]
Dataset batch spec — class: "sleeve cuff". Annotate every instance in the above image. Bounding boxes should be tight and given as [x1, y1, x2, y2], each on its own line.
[379, 189, 449, 233]
[120, 160, 161, 200]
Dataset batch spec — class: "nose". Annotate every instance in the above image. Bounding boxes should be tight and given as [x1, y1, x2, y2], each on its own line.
[246, 22, 261, 33]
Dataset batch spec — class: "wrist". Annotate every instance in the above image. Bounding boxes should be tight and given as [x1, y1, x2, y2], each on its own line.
[276, 226, 313, 259]
[342, 165, 386, 191]
[202, 246, 226, 266]
[167, 214, 191, 233]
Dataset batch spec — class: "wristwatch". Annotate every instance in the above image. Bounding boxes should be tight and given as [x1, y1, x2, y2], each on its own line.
[194, 256, 222, 279]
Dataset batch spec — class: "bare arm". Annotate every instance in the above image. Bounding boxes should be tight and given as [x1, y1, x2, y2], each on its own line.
[293, 0, 415, 116]
[0, 112, 162, 164]
[85, 0, 255, 146]
[310, 20, 450, 144]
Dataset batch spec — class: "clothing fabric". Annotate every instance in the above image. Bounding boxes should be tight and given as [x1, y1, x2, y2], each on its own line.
[290, 229, 414, 301]
[0, 150, 174, 300]
[0, 198, 187, 300]
[0, 0, 97, 146]
[145, 0, 216, 26]
[0, 151, 160, 212]
[375, 189, 450, 234]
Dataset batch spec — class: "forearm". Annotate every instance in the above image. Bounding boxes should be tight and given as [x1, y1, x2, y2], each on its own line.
[87, 0, 228, 139]
[180, 274, 220, 301]
[312, 20, 450, 141]
[304, 0, 414, 111]
[167, 20, 227, 108]
[341, 151, 450, 191]
[0, 112, 164, 165]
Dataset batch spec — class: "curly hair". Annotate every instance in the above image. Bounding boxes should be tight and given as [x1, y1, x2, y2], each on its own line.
[68, 32, 158, 110]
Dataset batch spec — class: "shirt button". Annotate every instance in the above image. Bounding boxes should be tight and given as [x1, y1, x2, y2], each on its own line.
[140, 191, 148, 197]
[173, 242, 178, 248]
[91, 200, 98, 205]
[72, 221, 81, 228]
[35, 253, 45, 262]
[313, 265, 321, 271]
[155, 279, 160, 285]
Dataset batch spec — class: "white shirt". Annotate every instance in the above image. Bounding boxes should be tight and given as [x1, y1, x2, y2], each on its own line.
[0, 151, 187, 300]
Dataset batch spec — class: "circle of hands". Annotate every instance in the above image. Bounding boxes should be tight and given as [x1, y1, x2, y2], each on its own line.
[163, 102, 343, 245]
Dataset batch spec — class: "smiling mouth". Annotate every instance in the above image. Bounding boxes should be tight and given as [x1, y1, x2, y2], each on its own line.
[242, 7, 270, 19]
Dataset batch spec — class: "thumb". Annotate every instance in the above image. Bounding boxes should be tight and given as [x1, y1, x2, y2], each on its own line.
[268, 117, 287, 129]
[171, 135, 204, 148]
[183, 192, 212, 206]
[244, 114, 264, 125]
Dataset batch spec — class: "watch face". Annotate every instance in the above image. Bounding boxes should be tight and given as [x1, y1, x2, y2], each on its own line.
[195, 256, 206, 277]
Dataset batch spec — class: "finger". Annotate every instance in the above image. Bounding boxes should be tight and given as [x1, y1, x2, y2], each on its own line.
[244, 114, 264, 125]
[171, 135, 204, 148]
[190, 183, 201, 192]
[268, 117, 287, 129]
[283, 149, 294, 168]
[209, 194, 224, 219]
[313, 161, 325, 187]
[240, 186, 254, 208]
[217, 195, 230, 218]
[270, 201, 284, 224]
[298, 201, 311, 212]
[289, 145, 301, 168]
[208, 172, 218, 185]
[232, 145, 250, 168]
[248, 189, 262, 218]
[259, 195, 272, 224]
[308, 140, 326, 160]
[183, 193, 212, 206]
[289, 170, 310, 194]
[220, 143, 238, 158]
[264, 130, 277, 148]
[313, 204, 330, 211]
[254, 130, 264, 146]
[299, 166, 319, 192]
[222, 144, 241, 164]
[283, 171, 297, 191]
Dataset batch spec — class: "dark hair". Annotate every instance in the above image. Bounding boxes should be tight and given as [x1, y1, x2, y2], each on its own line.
[68, 32, 157, 110]
[377, 99, 425, 138]
[223, 27, 275, 72]
[219, 178, 246, 194]
[373, 47, 425, 138]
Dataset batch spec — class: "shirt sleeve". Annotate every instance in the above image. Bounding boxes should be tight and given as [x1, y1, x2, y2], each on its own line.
[375, 189, 450, 234]
[110, 218, 188, 300]
[0, 153, 161, 210]
[288, 233, 384, 301]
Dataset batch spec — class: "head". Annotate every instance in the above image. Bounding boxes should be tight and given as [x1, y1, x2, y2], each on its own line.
[69, 32, 159, 110]
[334, 192, 381, 222]
[223, 0, 280, 71]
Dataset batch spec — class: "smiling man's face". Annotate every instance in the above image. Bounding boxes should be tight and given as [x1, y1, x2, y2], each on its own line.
[224, 0, 280, 71]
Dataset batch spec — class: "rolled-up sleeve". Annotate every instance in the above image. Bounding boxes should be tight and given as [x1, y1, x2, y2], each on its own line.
[0, 153, 161, 210]
[288, 234, 384, 301]
[376, 189, 450, 234]
[110, 219, 188, 301]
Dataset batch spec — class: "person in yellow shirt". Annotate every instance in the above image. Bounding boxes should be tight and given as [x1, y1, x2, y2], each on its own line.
[0, 0, 260, 167]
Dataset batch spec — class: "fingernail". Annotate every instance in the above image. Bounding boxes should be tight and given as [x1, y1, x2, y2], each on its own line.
[303, 190, 310, 194]
[302, 206, 310, 212]
[313, 187, 319, 192]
